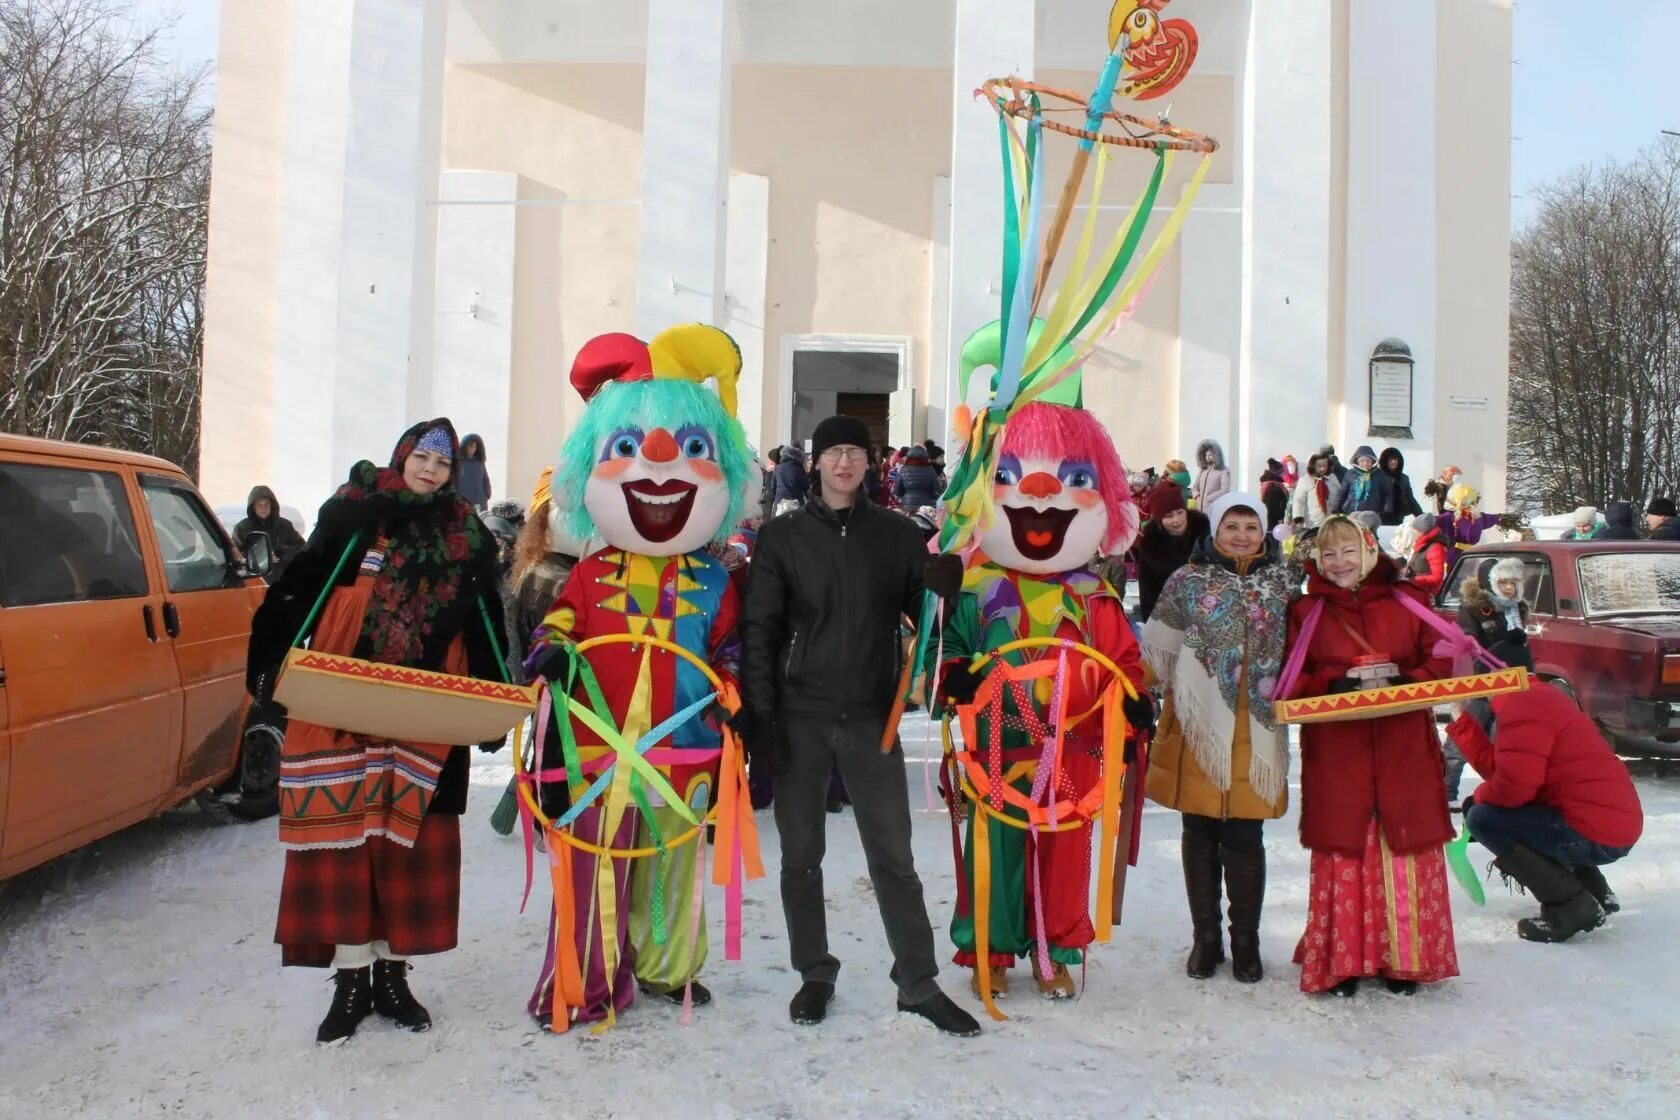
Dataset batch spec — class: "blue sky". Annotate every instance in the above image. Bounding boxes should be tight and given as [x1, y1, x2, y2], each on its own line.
[136, 0, 1672, 231]
[1510, 0, 1678, 227]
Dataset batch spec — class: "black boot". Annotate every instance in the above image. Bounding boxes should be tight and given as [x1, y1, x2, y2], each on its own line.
[1573, 865, 1620, 914]
[1494, 845, 1606, 944]
[316, 967, 372, 1045]
[372, 959, 433, 1032]
[789, 980, 835, 1025]
[896, 990, 982, 1037]
[1223, 843, 1266, 984]
[1328, 978, 1359, 998]
[1181, 821, 1225, 979]
[639, 979, 713, 1006]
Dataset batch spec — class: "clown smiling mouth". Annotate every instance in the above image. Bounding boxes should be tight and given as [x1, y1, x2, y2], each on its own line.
[1005, 506, 1077, 561]
[622, 479, 697, 544]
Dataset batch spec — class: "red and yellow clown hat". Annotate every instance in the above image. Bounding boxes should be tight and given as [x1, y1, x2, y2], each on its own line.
[569, 324, 743, 416]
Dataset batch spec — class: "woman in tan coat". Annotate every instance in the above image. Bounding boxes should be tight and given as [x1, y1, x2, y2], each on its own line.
[1142, 494, 1300, 982]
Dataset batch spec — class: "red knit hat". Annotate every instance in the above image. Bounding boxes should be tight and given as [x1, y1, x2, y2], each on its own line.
[1146, 478, 1186, 519]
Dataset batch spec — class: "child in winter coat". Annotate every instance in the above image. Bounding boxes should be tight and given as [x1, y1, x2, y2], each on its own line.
[1565, 507, 1602, 540]
[1405, 513, 1450, 595]
[1334, 446, 1392, 517]
[1447, 637, 1642, 944]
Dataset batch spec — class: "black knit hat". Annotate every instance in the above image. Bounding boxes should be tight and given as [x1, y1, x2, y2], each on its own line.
[1647, 497, 1677, 518]
[811, 415, 871, 459]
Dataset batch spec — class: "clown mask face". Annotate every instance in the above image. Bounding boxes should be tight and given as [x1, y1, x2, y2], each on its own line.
[979, 452, 1110, 575]
[583, 423, 731, 556]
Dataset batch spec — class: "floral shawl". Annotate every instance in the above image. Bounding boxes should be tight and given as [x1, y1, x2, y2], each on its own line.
[1141, 536, 1299, 803]
[313, 418, 494, 668]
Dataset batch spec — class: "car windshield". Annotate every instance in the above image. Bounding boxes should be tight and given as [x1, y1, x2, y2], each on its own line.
[1576, 553, 1680, 617]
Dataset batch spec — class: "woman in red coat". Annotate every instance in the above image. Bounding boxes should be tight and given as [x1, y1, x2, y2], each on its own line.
[1286, 516, 1458, 996]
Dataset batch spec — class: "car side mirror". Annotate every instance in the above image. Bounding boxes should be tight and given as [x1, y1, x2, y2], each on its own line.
[241, 531, 273, 579]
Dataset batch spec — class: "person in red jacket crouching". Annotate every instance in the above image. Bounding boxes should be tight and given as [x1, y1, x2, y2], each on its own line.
[1446, 636, 1644, 944]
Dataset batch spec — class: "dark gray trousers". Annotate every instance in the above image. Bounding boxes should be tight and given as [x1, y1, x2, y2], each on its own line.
[775, 715, 940, 1003]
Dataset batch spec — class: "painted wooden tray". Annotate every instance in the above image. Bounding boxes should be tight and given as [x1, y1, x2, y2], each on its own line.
[274, 648, 538, 744]
[1274, 667, 1529, 725]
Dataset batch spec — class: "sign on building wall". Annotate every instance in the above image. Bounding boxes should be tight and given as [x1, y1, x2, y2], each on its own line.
[1368, 338, 1415, 439]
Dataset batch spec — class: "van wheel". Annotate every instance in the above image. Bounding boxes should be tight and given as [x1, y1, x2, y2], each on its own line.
[225, 722, 283, 822]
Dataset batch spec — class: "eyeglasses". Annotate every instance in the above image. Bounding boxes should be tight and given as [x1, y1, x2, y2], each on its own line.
[819, 447, 869, 463]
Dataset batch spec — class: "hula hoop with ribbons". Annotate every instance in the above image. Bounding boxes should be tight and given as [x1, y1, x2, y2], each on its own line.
[939, 637, 1140, 1022]
[514, 633, 762, 1034]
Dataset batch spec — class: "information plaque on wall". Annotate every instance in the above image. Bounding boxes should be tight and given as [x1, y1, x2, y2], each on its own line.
[1369, 362, 1414, 439]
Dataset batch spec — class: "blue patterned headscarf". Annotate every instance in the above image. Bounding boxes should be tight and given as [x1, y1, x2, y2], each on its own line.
[415, 425, 454, 457]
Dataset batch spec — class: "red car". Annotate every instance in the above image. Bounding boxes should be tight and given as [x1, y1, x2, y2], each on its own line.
[1434, 540, 1680, 755]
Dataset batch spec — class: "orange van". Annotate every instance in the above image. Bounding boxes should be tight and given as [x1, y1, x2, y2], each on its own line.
[0, 434, 278, 880]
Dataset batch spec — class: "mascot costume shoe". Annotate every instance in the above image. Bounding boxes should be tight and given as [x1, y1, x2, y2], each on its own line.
[525, 324, 757, 1029]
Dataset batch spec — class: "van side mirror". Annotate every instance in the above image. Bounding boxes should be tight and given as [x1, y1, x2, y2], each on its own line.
[241, 531, 273, 579]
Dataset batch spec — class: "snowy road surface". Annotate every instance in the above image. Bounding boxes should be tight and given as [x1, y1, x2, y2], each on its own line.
[1, 715, 1677, 1120]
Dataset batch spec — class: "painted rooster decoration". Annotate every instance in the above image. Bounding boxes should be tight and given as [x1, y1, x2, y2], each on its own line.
[1109, 0, 1199, 101]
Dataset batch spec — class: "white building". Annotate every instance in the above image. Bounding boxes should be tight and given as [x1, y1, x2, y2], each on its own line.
[199, 0, 1514, 516]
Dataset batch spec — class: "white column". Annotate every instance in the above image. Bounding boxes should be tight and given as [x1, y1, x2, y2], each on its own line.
[636, 0, 732, 335]
[1175, 183, 1242, 470]
[270, 0, 445, 516]
[333, 0, 447, 455]
[940, 0, 1035, 447]
[1342, 0, 1437, 481]
[725, 172, 769, 455]
[432, 171, 518, 499]
[1238, 0, 1332, 490]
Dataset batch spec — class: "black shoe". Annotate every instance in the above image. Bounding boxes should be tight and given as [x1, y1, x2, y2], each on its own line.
[372, 959, 432, 1032]
[825, 796, 847, 814]
[789, 980, 835, 1025]
[1517, 892, 1606, 944]
[1573, 865, 1620, 914]
[1328, 978, 1359, 998]
[1384, 978, 1418, 996]
[896, 991, 981, 1037]
[1495, 845, 1606, 944]
[316, 967, 373, 1045]
[1229, 934, 1263, 984]
[639, 979, 713, 1006]
[1186, 933, 1224, 980]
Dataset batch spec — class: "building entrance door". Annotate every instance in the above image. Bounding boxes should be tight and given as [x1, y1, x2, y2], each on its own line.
[781, 337, 913, 454]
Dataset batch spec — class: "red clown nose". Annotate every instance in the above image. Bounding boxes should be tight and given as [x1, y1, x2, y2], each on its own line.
[1018, 471, 1062, 500]
[641, 427, 679, 463]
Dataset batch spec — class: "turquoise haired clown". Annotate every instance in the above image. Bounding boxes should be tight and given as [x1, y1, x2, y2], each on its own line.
[526, 323, 755, 1031]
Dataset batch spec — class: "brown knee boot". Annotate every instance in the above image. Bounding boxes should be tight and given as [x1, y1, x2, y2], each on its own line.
[1223, 844, 1266, 983]
[1182, 822, 1225, 979]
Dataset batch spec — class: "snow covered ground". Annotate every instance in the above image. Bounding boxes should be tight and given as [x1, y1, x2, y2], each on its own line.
[1, 716, 1677, 1120]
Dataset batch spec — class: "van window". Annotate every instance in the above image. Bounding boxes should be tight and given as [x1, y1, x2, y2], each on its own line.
[141, 480, 236, 593]
[0, 462, 149, 606]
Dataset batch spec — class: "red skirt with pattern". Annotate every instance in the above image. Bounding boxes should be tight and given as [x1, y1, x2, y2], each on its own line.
[275, 812, 462, 967]
[1293, 818, 1459, 992]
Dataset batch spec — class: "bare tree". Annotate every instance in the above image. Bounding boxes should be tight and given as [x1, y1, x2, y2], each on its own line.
[0, 0, 210, 475]
[1508, 137, 1680, 513]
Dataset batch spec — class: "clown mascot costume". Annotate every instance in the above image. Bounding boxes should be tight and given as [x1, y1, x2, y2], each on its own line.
[525, 324, 756, 1030]
[925, 322, 1153, 1006]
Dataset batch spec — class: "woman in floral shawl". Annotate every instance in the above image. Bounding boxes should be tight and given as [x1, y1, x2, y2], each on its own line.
[247, 418, 507, 1045]
[1142, 493, 1299, 984]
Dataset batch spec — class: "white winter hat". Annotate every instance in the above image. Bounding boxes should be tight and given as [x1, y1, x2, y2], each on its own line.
[1208, 492, 1265, 532]
[1572, 506, 1598, 525]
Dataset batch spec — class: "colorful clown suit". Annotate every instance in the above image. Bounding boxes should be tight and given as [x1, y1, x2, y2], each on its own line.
[933, 563, 1144, 989]
[927, 323, 1148, 1002]
[527, 549, 740, 1025]
[523, 324, 758, 1030]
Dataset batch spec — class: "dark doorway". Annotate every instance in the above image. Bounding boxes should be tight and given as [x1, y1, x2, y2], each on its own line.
[789, 349, 900, 450]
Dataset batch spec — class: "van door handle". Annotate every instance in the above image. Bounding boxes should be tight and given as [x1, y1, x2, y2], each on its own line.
[162, 602, 181, 638]
[142, 604, 158, 642]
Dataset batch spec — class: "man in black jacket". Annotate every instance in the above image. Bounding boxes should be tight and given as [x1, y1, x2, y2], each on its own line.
[741, 414, 980, 1037]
